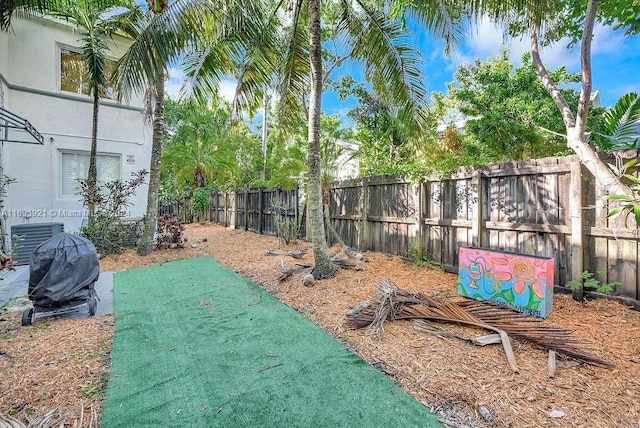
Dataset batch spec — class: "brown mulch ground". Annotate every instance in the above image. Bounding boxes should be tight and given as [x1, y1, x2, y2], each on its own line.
[2, 222, 640, 427]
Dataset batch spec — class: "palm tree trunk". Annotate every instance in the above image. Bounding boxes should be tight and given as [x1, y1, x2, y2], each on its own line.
[87, 90, 100, 227]
[138, 70, 165, 255]
[307, 0, 335, 279]
[261, 93, 269, 180]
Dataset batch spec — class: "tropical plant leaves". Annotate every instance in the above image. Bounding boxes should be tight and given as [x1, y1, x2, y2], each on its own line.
[599, 92, 640, 150]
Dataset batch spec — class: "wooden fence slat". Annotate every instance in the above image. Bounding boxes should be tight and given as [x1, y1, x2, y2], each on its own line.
[470, 172, 483, 247]
[570, 162, 584, 300]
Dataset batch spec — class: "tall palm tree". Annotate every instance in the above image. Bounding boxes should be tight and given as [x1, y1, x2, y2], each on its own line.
[123, 0, 170, 256]
[183, 0, 429, 277]
[48, 0, 137, 225]
[179, 0, 434, 278]
[2, 0, 137, 225]
[115, 0, 205, 255]
[305, 0, 335, 277]
[285, 0, 430, 278]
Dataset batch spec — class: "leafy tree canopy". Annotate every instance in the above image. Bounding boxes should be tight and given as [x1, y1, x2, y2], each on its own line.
[333, 75, 432, 178]
[161, 98, 263, 197]
[529, 0, 640, 46]
[349, 49, 612, 176]
[441, 49, 607, 161]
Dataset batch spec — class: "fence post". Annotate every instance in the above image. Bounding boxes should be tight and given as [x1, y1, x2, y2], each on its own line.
[570, 161, 584, 301]
[359, 177, 369, 251]
[214, 191, 219, 224]
[294, 186, 299, 236]
[231, 191, 238, 228]
[244, 189, 249, 231]
[224, 192, 228, 227]
[258, 188, 263, 234]
[414, 182, 424, 257]
[471, 170, 484, 247]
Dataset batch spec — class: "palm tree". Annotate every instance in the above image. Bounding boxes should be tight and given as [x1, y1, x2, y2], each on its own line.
[248, 0, 430, 278]
[179, 0, 434, 278]
[48, 0, 137, 225]
[2, 0, 137, 224]
[113, 0, 269, 255]
[304, 0, 336, 277]
[114, 0, 206, 255]
[161, 99, 231, 215]
[122, 0, 171, 256]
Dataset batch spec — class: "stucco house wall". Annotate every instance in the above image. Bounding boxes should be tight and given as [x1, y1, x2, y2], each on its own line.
[0, 16, 151, 239]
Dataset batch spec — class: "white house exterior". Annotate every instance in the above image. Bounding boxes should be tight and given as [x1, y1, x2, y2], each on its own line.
[0, 16, 151, 245]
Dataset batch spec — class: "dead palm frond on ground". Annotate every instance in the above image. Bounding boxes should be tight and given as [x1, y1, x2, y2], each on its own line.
[347, 279, 614, 369]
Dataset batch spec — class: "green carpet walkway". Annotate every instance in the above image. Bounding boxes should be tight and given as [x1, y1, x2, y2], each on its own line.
[102, 257, 443, 427]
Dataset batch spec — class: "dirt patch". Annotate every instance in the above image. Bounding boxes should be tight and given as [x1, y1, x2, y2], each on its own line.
[2, 222, 639, 427]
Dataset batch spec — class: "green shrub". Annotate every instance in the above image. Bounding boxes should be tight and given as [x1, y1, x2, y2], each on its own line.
[566, 270, 621, 295]
[79, 170, 147, 256]
[270, 198, 300, 245]
[191, 187, 211, 216]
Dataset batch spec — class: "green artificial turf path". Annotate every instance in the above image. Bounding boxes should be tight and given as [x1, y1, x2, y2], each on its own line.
[102, 256, 443, 427]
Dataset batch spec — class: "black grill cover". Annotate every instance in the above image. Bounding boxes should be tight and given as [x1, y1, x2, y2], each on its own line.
[28, 233, 99, 307]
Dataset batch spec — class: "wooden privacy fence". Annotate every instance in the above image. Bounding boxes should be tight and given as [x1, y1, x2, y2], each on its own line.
[329, 153, 640, 303]
[160, 187, 299, 237]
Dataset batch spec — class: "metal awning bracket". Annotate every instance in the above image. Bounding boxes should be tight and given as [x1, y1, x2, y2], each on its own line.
[0, 107, 44, 145]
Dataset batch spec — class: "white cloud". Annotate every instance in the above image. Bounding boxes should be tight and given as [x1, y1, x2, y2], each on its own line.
[165, 67, 238, 103]
[461, 18, 582, 71]
[592, 24, 626, 56]
[467, 19, 507, 57]
[218, 79, 237, 103]
[165, 66, 185, 99]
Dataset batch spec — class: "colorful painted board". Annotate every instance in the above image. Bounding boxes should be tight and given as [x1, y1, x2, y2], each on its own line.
[457, 247, 554, 318]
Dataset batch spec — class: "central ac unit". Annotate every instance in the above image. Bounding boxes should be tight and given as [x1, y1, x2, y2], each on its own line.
[11, 223, 64, 265]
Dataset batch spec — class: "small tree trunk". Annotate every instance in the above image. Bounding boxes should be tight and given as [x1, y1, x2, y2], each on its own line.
[138, 71, 165, 256]
[529, 0, 633, 304]
[307, 0, 335, 279]
[529, 13, 633, 198]
[87, 90, 100, 227]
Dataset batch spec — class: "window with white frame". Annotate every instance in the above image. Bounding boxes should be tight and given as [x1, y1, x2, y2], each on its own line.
[60, 151, 121, 197]
[60, 47, 118, 98]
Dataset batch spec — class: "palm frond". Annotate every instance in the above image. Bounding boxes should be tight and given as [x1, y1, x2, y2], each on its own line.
[401, 0, 469, 54]
[114, 0, 214, 102]
[1, 0, 62, 31]
[229, 15, 281, 121]
[347, 279, 615, 369]
[277, 0, 309, 130]
[600, 92, 640, 150]
[181, 41, 239, 101]
[343, 1, 429, 130]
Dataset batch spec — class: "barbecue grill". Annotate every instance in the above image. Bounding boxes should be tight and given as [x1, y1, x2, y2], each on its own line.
[21, 233, 99, 326]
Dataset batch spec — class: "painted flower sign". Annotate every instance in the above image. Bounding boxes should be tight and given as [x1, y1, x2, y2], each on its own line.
[457, 247, 554, 318]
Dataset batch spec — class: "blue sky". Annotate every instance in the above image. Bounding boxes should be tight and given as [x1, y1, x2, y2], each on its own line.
[166, 19, 640, 123]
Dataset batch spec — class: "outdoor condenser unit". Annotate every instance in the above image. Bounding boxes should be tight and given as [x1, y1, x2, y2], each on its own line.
[11, 222, 64, 265]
